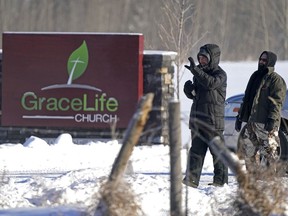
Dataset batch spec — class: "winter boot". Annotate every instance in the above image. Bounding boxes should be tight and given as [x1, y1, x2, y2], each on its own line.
[208, 182, 224, 187]
[182, 175, 198, 188]
[183, 152, 204, 188]
[212, 155, 228, 185]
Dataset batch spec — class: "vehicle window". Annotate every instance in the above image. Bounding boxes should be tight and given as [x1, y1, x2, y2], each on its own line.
[225, 101, 241, 117]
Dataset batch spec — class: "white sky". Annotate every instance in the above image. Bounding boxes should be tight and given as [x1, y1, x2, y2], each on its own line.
[0, 61, 288, 215]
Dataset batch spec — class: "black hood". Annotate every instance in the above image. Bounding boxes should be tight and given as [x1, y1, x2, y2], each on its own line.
[259, 51, 277, 67]
[197, 44, 221, 70]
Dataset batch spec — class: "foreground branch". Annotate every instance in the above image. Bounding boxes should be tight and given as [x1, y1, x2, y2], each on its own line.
[94, 93, 154, 216]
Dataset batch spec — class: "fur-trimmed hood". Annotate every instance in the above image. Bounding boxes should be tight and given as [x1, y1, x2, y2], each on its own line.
[197, 44, 221, 70]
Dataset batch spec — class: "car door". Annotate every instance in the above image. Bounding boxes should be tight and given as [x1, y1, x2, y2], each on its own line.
[224, 94, 244, 150]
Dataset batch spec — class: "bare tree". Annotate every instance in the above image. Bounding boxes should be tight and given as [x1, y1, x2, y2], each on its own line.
[260, 0, 270, 50]
[1, 0, 288, 60]
[157, 0, 208, 99]
[266, 0, 288, 59]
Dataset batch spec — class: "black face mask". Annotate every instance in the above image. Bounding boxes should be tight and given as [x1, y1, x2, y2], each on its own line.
[258, 56, 268, 72]
[258, 63, 267, 71]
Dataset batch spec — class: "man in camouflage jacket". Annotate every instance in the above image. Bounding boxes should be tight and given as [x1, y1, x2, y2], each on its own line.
[235, 51, 287, 170]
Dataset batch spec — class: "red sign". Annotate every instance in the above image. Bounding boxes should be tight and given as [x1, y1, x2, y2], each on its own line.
[2, 32, 144, 128]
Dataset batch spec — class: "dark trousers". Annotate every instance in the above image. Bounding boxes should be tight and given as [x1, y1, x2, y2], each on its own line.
[186, 129, 228, 185]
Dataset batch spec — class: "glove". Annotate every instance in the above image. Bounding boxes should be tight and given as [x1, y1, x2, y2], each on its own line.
[264, 118, 275, 132]
[183, 80, 196, 99]
[235, 115, 242, 132]
[184, 80, 194, 93]
[184, 57, 196, 71]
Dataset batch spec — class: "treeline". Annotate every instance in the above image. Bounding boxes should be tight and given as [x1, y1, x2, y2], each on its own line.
[0, 0, 287, 61]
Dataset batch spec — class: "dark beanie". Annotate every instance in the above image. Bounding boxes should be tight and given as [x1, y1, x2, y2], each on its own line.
[197, 48, 210, 62]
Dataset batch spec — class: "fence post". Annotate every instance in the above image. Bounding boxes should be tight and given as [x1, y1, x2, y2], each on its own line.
[169, 99, 183, 216]
[109, 93, 154, 184]
[95, 93, 154, 215]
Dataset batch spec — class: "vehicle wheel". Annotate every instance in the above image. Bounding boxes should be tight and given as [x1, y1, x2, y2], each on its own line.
[237, 125, 288, 161]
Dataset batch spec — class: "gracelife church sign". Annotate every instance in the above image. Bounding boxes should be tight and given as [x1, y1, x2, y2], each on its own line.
[2, 32, 144, 128]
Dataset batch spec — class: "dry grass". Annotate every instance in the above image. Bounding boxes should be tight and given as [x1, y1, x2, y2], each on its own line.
[207, 162, 288, 216]
[93, 179, 143, 216]
[233, 162, 288, 216]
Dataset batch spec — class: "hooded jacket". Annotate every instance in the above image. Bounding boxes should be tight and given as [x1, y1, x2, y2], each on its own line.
[238, 51, 287, 127]
[185, 44, 227, 130]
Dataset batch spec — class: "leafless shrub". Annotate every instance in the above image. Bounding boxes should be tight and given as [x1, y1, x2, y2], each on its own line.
[93, 179, 143, 216]
[234, 162, 288, 216]
[0, 169, 10, 208]
[203, 156, 288, 216]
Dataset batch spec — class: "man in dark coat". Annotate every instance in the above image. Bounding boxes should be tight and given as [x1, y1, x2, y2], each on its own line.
[183, 44, 228, 188]
[235, 51, 287, 170]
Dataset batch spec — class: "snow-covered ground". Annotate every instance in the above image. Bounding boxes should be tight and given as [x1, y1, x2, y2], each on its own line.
[0, 61, 288, 215]
[0, 135, 239, 215]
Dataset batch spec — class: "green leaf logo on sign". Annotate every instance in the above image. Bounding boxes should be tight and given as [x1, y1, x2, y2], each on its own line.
[41, 40, 101, 92]
[67, 41, 89, 84]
